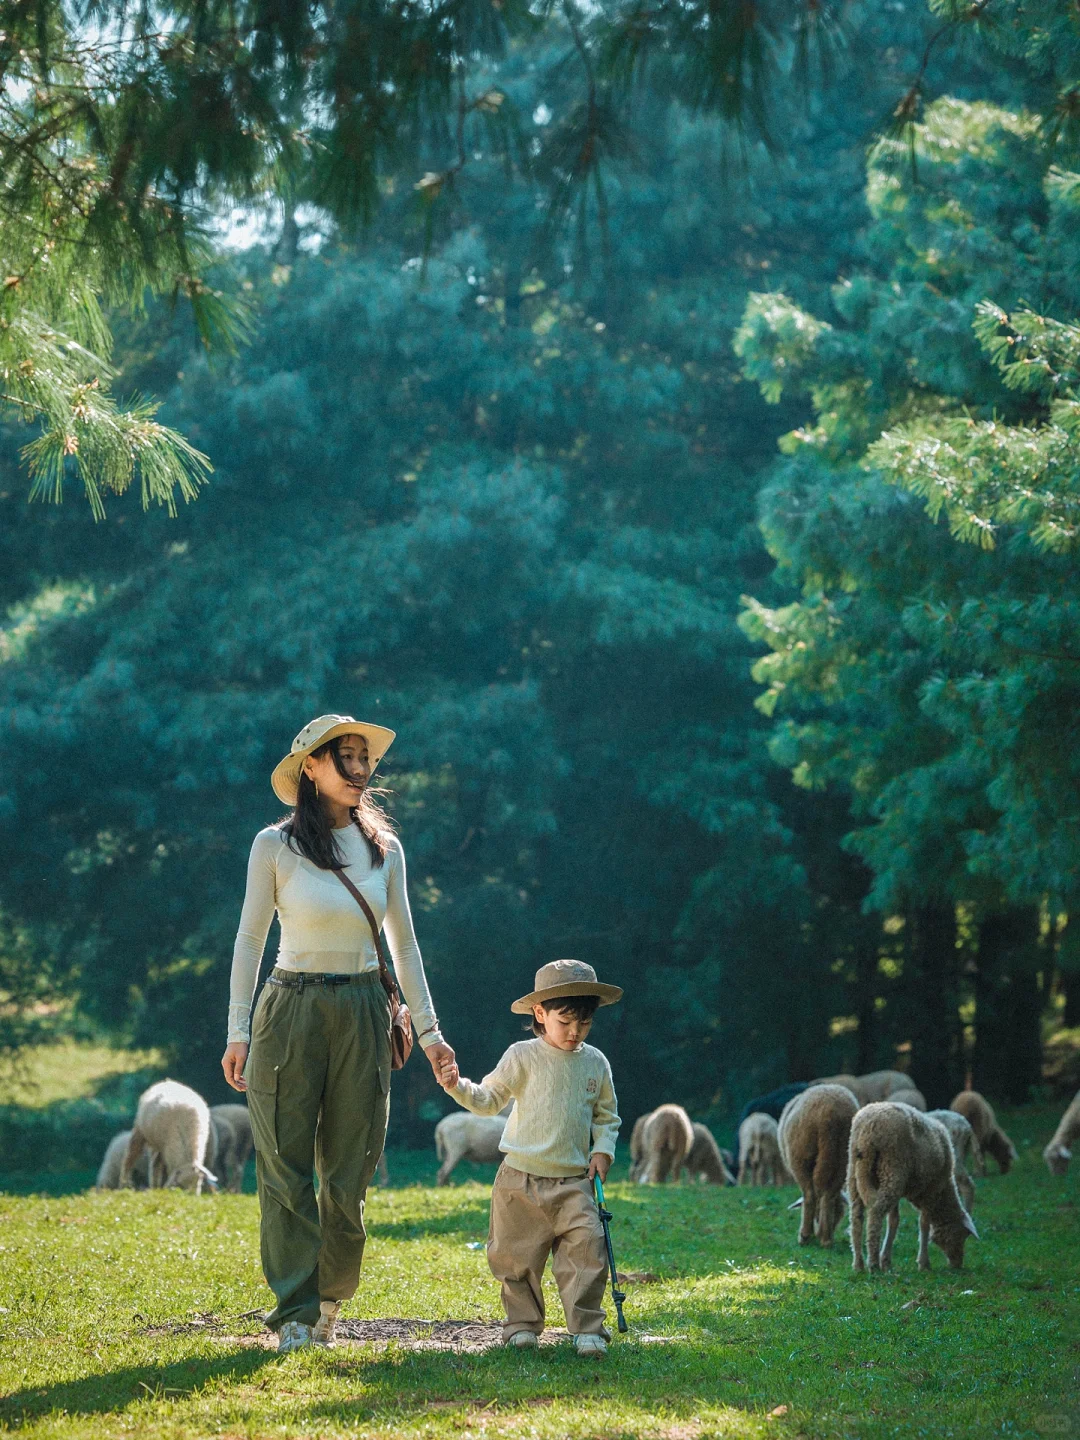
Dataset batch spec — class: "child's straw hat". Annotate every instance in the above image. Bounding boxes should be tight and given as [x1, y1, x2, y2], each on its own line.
[271, 714, 396, 805]
[511, 959, 623, 1014]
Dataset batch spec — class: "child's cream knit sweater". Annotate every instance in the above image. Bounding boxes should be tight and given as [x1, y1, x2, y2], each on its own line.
[448, 1037, 620, 1178]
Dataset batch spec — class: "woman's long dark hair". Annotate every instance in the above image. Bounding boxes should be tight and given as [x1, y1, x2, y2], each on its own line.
[282, 735, 395, 870]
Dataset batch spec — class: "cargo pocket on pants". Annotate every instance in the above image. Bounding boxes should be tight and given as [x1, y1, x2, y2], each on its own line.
[245, 1069, 279, 1156]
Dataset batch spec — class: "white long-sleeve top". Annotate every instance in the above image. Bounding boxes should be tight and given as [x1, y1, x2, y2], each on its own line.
[448, 1038, 620, 1177]
[227, 822, 442, 1048]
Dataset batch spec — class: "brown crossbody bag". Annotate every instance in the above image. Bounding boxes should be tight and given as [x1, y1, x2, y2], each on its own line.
[332, 869, 414, 1069]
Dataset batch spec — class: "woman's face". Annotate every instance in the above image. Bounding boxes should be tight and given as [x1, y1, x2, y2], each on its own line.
[303, 733, 370, 810]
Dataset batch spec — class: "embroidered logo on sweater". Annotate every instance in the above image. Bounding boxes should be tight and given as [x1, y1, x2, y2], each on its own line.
[585, 1077, 599, 1097]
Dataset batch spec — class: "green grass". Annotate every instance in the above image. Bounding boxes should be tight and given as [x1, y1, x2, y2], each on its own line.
[0, 1104, 1075, 1439]
[0, 1045, 168, 1110]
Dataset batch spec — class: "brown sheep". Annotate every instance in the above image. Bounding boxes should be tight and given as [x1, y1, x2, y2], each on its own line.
[685, 1122, 735, 1184]
[926, 1109, 978, 1213]
[633, 1104, 695, 1184]
[737, 1112, 790, 1186]
[1043, 1090, 1080, 1177]
[778, 1084, 858, 1247]
[848, 1104, 977, 1272]
[950, 1090, 1017, 1175]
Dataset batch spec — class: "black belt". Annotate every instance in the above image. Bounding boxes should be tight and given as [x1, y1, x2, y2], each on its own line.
[267, 972, 370, 989]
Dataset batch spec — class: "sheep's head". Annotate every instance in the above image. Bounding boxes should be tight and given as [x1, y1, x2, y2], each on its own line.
[985, 1126, 1017, 1174]
[166, 1162, 219, 1192]
[1044, 1142, 1071, 1178]
[931, 1209, 978, 1268]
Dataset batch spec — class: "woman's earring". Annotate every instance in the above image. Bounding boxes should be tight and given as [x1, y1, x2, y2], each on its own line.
[314, 778, 320, 798]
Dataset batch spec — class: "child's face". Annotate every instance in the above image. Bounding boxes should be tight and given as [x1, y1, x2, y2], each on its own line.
[533, 1003, 593, 1051]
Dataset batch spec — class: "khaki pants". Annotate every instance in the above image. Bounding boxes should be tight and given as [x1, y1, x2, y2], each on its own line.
[487, 1163, 610, 1339]
[245, 969, 391, 1330]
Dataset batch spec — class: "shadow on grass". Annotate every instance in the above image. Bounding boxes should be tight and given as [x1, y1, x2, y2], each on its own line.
[0, 1349, 277, 1426]
[367, 1204, 491, 1241]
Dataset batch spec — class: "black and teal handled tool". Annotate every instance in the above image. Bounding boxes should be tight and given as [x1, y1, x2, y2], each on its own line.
[593, 1174, 629, 1333]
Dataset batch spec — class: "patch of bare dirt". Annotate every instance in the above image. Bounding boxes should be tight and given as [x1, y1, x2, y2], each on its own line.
[207, 1318, 572, 1353]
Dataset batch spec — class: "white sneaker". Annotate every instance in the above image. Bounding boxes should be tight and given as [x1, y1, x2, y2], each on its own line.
[312, 1301, 341, 1348]
[506, 1330, 539, 1349]
[277, 1321, 313, 1354]
[574, 1333, 608, 1358]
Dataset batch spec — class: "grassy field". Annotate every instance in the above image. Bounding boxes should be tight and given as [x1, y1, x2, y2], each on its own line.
[0, 1102, 1075, 1440]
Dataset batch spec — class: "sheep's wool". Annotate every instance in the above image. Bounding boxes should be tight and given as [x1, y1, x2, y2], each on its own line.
[449, 1039, 620, 1177]
[228, 823, 440, 1046]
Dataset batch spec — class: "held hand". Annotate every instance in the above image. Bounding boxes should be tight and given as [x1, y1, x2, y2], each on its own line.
[222, 1042, 249, 1092]
[425, 1041, 458, 1088]
[588, 1152, 612, 1183]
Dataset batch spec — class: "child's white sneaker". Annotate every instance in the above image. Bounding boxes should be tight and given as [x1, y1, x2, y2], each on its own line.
[573, 1333, 607, 1358]
[277, 1321, 313, 1354]
[312, 1301, 341, 1348]
[506, 1330, 539, 1349]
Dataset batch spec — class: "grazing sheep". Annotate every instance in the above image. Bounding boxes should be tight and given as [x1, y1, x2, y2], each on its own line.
[375, 1151, 390, 1186]
[634, 1104, 695, 1184]
[848, 1103, 978, 1272]
[434, 1110, 507, 1185]
[121, 1079, 217, 1193]
[737, 1112, 790, 1186]
[95, 1130, 151, 1190]
[207, 1104, 254, 1193]
[812, 1070, 912, 1107]
[628, 1114, 647, 1181]
[733, 1083, 810, 1170]
[778, 1084, 858, 1246]
[926, 1109, 979, 1213]
[889, 1087, 927, 1112]
[685, 1122, 735, 1185]
[950, 1090, 1017, 1175]
[1043, 1090, 1080, 1177]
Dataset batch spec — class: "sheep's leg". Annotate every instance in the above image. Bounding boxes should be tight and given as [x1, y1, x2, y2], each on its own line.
[866, 1202, 885, 1271]
[849, 1192, 865, 1272]
[917, 1208, 931, 1271]
[817, 1189, 837, 1248]
[437, 1143, 463, 1186]
[120, 1130, 147, 1189]
[798, 1186, 815, 1245]
[972, 1140, 986, 1178]
[880, 1203, 900, 1270]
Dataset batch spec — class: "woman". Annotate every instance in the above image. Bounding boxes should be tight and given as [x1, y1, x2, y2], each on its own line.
[221, 713, 457, 1353]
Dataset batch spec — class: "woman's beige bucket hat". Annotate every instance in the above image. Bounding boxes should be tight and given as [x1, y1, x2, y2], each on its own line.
[271, 713, 396, 805]
[511, 958, 623, 1014]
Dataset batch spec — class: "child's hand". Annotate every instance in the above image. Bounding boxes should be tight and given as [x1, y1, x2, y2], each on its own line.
[588, 1152, 611, 1183]
[438, 1063, 460, 1090]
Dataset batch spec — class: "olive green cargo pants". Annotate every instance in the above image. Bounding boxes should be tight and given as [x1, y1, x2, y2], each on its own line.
[245, 968, 391, 1330]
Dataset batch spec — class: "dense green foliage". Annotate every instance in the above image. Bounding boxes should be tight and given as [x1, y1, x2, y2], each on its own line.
[0, 1102, 1073, 1440]
[736, 83, 1080, 1099]
[2, 0, 1078, 1134]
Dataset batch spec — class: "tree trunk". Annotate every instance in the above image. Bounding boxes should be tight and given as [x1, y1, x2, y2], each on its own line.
[903, 904, 964, 1107]
[972, 908, 1044, 1104]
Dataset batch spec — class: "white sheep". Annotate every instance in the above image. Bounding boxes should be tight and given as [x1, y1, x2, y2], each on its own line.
[207, 1104, 254, 1193]
[888, 1086, 927, 1112]
[685, 1122, 735, 1184]
[633, 1104, 695, 1184]
[926, 1108, 978, 1212]
[812, 1069, 912, 1107]
[1044, 1090, 1080, 1176]
[950, 1089, 1017, 1175]
[848, 1103, 978, 1273]
[95, 1130, 151, 1189]
[778, 1084, 858, 1247]
[737, 1112, 790, 1186]
[121, 1079, 217, 1193]
[434, 1110, 507, 1185]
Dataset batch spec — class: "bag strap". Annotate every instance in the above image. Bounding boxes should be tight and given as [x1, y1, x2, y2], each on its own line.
[332, 868, 397, 1002]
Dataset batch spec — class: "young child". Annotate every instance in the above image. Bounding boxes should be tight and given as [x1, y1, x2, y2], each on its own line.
[440, 957, 622, 1358]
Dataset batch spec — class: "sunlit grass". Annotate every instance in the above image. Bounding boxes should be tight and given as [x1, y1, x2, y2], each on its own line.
[0, 1102, 1074, 1439]
[0, 1042, 167, 1109]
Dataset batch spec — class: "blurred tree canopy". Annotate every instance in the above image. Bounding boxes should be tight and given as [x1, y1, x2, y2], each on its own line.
[1, 1, 1077, 1133]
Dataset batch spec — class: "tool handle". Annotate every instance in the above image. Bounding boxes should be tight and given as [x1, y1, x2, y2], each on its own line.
[592, 1174, 629, 1333]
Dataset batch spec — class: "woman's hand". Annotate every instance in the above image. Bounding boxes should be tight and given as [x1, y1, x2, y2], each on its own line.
[587, 1151, 612, 1183]
[222, 1042, 249, 1092]
[425, 1041, 458, 1088]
